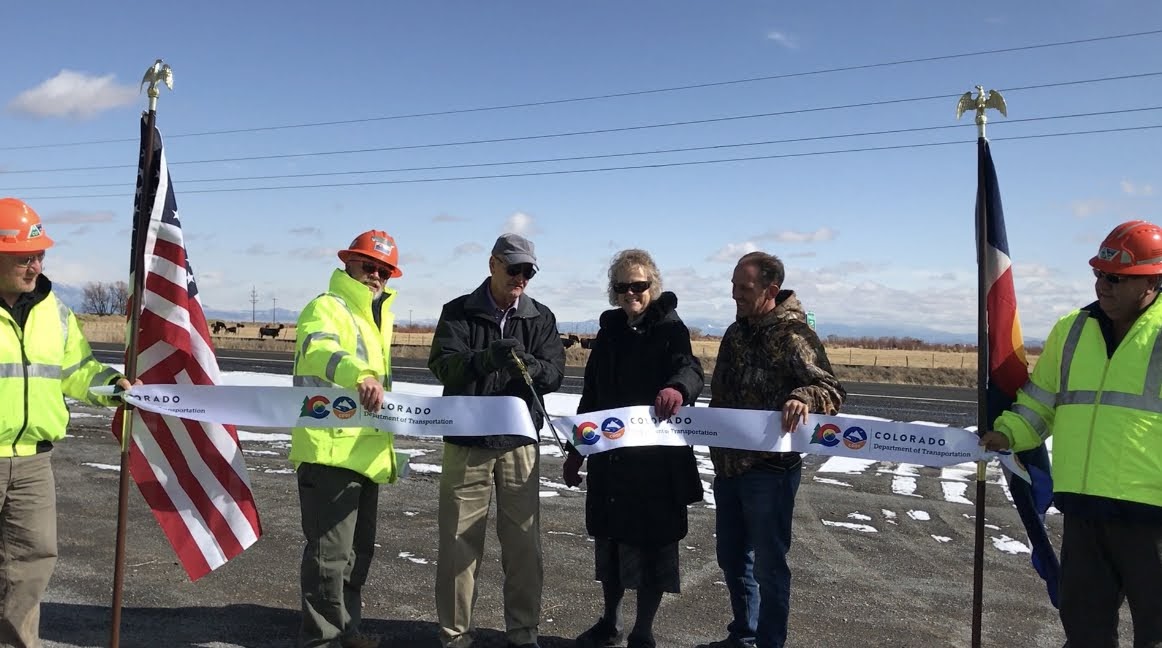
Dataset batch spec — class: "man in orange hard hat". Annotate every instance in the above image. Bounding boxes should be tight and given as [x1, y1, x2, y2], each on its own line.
[0, 198, 135, 647]
[292, 230, 403, 648]
[981, 220, 1162, 645]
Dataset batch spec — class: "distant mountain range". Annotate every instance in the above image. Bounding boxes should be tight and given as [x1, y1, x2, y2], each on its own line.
[54, 283, 1035, 345]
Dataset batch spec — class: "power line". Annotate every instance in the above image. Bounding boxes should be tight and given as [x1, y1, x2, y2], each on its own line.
[22, 123, 1162, 201]
[7, 105, 1160, 192]
[2, 28, 1159, 152]
[5, 70, 1161, 176]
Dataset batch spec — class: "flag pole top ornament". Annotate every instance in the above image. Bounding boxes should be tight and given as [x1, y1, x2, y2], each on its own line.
[140, 59, 174, 113]
[955, 85, 1007, 139]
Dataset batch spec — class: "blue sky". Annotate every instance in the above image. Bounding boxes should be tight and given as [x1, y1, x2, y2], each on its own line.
[1, 1, 1159, 339]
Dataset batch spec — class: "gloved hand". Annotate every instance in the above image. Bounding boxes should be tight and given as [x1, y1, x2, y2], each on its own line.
[563, 449, 584, 487]
[654, 387, 684, 419]
[514, 351, 540, 379]
[479, 338, 523, 373]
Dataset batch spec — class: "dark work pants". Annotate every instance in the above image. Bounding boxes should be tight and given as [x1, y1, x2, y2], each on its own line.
[1059, 515, 1162, 648]
[297, 463, 380, 648]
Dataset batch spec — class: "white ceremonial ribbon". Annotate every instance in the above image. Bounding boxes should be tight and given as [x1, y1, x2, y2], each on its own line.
[99, 384, 539, 440]
[551, 406, 1029, 481]
[96, 385, 1026, 481]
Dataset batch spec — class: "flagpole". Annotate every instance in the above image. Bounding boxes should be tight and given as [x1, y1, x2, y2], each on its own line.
[957, 84, 1007, 648]
[109, 59, 172, 648]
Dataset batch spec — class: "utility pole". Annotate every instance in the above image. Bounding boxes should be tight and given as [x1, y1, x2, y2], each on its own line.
[272, 297, 278, 324]
[409, 309, 413, 328]
[249, 286, 258, 323]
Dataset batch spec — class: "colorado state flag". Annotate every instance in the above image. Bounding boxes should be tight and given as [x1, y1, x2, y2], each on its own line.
[978, 137, 1060, 608]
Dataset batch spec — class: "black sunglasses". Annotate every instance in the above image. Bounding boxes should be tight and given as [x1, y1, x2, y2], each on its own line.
[1093, 268, 1131, 284]
[361, 262, 395, 278]
[505, 263, 536, 280]
[613, 281, 651, 294]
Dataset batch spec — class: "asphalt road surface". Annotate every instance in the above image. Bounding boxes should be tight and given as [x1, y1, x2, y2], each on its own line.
[38, 345, 1086, 648]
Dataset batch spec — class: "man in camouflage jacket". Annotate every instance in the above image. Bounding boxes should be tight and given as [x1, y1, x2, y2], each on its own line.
[700, 251, 845, 648]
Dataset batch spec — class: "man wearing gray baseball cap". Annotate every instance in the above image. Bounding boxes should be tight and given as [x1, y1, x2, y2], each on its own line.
[428, 232, 566, 648]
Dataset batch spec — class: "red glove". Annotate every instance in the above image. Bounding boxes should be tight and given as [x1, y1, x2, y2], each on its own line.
[563, 450, 584, 487]
[654, 387, 684, 419]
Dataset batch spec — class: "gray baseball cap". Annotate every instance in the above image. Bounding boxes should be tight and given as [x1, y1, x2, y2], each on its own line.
[491, 233, 538, 268]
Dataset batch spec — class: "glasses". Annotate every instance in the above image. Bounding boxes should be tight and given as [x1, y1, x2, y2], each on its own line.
[10, 252, 45, 268]
[1093, 268, 1131, 284]
[360, 262, 395, 278]
[505, 263, 536, 280]
[613, 281, 651, 294]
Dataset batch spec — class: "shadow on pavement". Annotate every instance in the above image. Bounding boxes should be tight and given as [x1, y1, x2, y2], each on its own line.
[42, 602, 573, 648]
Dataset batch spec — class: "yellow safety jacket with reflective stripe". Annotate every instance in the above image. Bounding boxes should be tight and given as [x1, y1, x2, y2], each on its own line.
[290, 269, 398, 483]
[996, 297, 1162, 509]
[1, 290, 123, 457]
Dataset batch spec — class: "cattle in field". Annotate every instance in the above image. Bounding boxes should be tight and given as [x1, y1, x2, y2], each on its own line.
[258, 323, 284, 339]
[211, 321, 227, 334]
[560, 334, 582, 348]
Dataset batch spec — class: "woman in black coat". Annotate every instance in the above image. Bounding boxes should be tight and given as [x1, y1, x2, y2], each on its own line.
[563, 249, 705, 648]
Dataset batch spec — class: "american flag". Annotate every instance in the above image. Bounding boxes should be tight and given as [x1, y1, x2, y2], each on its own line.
[977, 136, 1059, 607]
[112, 116, 262, 581]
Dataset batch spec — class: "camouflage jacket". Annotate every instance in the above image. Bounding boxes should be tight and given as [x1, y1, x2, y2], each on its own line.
[709, 290, 846, 478]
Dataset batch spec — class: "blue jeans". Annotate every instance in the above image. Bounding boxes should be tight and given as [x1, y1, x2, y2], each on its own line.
[713, 465, 801, 648]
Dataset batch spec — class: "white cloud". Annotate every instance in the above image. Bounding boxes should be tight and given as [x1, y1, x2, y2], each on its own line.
[290, 246, 336, 260]
[762, 227, 838, 243]
[243, 244, 278, 256]
[1070, 199, 1107, 219]
[8, 70, 138, 119]
[45, 210, 116, 225]
[1121, 180, 1155, 196]
[766, 30, 799, 49]
[707, 241, 759, 263]
[503, 212, 538, 236]
[453, 242, 485, 258]
[399, 253, 425, 265]
[288, 226, 323, 237]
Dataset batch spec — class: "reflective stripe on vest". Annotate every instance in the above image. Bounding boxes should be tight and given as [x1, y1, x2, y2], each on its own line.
[0, 363, 62, 379]
[293, 296, 372, 389]
[1055, 311, 1162, 413]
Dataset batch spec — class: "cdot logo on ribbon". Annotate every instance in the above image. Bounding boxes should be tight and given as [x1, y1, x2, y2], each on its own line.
[810, 423, 841, 448]
[600, 417, 625, 440]
[573, 421, 600, 446]
[332, 396, 358, 420]
[300, 395, 331, 420]
[842, 426, 867, 450]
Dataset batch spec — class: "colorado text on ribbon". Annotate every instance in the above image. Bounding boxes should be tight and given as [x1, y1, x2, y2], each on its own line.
[103, 385, 1025, 478]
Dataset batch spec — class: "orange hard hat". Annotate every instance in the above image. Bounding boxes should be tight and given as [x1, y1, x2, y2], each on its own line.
[337, 230, 402, 278]
[0, 198, 54, 253]
[1089, 220, 1162, 275]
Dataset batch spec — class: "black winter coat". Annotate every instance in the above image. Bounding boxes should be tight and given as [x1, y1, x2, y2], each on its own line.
[576, 292, 705, 547]
[429, 279, 566, 449]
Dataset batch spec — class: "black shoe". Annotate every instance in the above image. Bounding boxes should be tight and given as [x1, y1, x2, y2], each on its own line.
[626, 633, 655, 648]
[507, 643, 540, 648]
[575, 619, 625, 647]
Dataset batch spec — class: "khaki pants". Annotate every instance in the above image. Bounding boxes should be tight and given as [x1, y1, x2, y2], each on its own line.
[297, 463, 379, 648]
[0, 452, 57, 648]
[436, 443, 542, 647]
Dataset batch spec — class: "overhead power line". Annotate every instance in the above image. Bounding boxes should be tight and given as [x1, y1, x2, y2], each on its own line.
[22, 123, 1162, 201]
[1, 27, 1159, 152]
[6, 105, 1159, 192]
[5, 70, 1161, 176]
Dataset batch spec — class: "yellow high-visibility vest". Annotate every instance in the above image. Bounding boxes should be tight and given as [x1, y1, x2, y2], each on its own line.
[997, 298, 1162, 508]
[290, 269, 398, 483]
[1, 291, 122, 457]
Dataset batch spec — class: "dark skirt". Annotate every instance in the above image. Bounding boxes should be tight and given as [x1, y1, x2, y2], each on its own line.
[594, 537, 681, 593]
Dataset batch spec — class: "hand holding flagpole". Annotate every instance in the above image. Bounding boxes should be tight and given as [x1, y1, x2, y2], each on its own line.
[110, 58, 172, 648]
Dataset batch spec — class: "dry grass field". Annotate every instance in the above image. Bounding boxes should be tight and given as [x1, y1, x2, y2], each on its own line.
[78, 315, 1026, 387]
